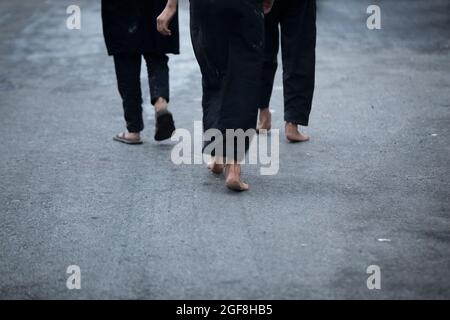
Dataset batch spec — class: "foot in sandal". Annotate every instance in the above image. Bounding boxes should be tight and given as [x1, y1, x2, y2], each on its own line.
[225, 163, 249, 192]
[113, 132, 143, 145]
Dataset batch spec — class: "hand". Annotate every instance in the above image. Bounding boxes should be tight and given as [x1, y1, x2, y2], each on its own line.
[157, 4, 177, 36]
[263, 0, 274, 14]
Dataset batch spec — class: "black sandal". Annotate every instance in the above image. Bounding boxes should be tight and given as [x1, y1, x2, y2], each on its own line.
[154, 109, 176, 141]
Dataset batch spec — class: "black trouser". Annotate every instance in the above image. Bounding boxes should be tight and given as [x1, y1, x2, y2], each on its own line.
[261, 0, 316, 126]
[113, 53, 170, 133]
[190, 0, 264, 160]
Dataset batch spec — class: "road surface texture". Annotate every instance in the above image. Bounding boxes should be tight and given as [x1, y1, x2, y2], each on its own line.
[0, 0, 449, 299]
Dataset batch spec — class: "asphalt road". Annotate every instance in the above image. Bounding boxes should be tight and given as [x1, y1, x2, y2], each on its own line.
[0, 0, 449, 299]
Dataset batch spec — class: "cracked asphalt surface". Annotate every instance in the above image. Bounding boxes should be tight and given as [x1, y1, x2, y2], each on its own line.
[0, 0, 449, 299]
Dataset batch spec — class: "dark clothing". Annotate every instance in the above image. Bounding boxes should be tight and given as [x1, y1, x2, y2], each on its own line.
[190, 0, 265, 160]
[101, 0, 179, 56]
[102, 0, 178, 133]
[113, 54, 170, 133]
[261, 0, 316, 126]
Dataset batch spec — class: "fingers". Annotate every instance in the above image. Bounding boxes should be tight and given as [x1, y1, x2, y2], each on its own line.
[161, 25, 172, 36]
[156, 7, 176, 36]
[157, 15, 172, 36]
[263, 0, 274, 14]
[263, 5, 273, 14]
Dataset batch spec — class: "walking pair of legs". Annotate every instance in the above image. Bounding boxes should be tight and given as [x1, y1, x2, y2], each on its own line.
[258, 0, 316, 143]
[190, 0, 265, 191]
[156, 0, 316, 191]
[113, 53, 175, 144]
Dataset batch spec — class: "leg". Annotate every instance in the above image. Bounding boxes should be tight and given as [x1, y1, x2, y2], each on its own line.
[280, 0, 316, 127]
[113, 54, 144, 138]
[191, 0, 264, 150]
[190, 0, 264, 191]
[219, 0, 264, 150]
[143, 53, 175, 141]
[258, 1, 281, 132]
[220, 1, 264, 191]
[143, 53, 170, 111]
[190, 0, 228, 175]
[190, 0, 228, 134]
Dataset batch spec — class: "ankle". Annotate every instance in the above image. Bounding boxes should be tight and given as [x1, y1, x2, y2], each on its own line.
[260, 108, 271, 118]
[154, 97, 168, 112]
[286, 122, 298, 128]
[226, 163, 241, 176]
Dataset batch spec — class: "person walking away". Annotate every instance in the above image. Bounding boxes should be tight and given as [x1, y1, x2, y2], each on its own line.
[157, 0, 274, 191]
[257, 0, 316, 143]
[102, 0, 179, 144]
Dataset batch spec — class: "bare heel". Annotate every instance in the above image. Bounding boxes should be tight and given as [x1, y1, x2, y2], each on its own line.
[208, 157, 224, 174]
[225, 164, 249, 192]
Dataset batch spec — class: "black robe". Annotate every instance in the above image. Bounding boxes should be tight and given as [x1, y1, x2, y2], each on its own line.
[190, 0, 264, 160]
[101, 0, 180, 56]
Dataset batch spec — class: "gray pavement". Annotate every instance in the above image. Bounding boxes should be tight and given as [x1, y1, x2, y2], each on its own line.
[0, 0, 449, 299]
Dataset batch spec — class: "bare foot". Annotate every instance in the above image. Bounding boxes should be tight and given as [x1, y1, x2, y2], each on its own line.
[207, 157, 224, 174]
[225, 163, 249, 192]
[285, 122, 310, 142]
[257, 107, 272, 133]
[154, 97, 168, 113]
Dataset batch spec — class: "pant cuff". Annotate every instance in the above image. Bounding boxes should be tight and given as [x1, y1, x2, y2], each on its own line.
[285, 116, 309, 127]
[151, 95, 170, 106]
[126, 123, 144, 133]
